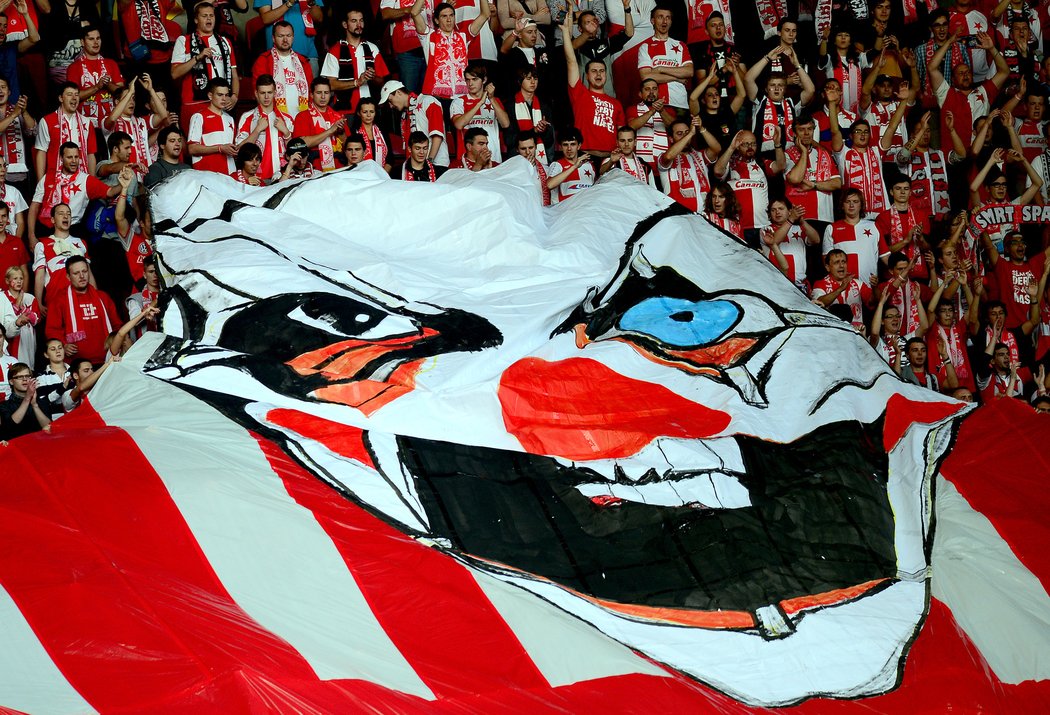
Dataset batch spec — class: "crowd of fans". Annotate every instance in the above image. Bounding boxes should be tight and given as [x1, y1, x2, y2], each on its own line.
[1, 0, 1050, 439]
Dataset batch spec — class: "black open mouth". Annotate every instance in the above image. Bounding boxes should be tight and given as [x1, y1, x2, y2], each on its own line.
[395, 418, 894, 620]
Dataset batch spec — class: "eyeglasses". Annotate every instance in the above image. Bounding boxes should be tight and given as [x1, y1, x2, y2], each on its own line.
[9, 374, 30, 381]
[931, 21, 949, 28]
[990, 181, 1008, 187]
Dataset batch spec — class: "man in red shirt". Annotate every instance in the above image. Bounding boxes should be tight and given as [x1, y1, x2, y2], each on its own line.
[187, 78, 237, 174]
[561, 13, 624, 158]
[983, 230, 1050, 329]
[252, 22, 314, 119]
[875, 173, 931, 280]
[293, 77, 347, 172]
[45, 255, 120, 365]
[929, 31, 1010, 147]
[28, 143, 122, 249]
[67, 25, 124, 126]
[34, 82, 97, 181]
[235, 75, 293, 181]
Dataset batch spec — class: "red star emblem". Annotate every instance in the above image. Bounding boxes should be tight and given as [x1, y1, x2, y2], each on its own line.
[68, 183, 82, 195]
[974, 22, 983, 31]
[937, 196, 951, 209]
[974, 94, 985, 104]
[863, 228, 873, 237]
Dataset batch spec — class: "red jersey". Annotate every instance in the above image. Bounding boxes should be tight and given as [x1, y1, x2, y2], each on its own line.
[875, 206, 931, 280]
[35, 111, 97, 175]
[293, 106, 345, 172]
[569, 82, 624, 153]
[822, 220, 881, 282]
[547, 158, 595, 202]
[725, 157, 770, 230]
[187, 109, 236, 174]
[0, 234, 28, 280]
[993, 254, 1046, 329]
[67, 55, 124, 124]
[810, 276, 872, 329]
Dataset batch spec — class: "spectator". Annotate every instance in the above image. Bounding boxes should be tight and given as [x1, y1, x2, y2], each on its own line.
[832, 115, 903, 218]
[876, 172, 932, 280]
[414, 0, 490, 107]
[762, 197, 819, 292]
[744, 69, 814, 155]
[949, 0, 993, 81]
[456, 0, 500, 70]
[810, 78, 855, 145]
[254, 0, 323, 76]
[29, 144, 123, 250]
[785, 112, 840, 234]
[860, 57, 916, 156]
[127, 255, 161, 337]
[637, 6, 691, 112]
[233, 141, 266, 181]
[659, 116, 718, 214]
[251, 22, 314, 118]
[970, 148, 1042, 253]
[573, 5, 632, 67]
[460, 126, 495, 170]
[507, 67, 553, 163]
[31, 202, 90, 310]
[1000, 16, 1039, 85]
[496, 0, 551, 46]
[692, 11, 742, 96]
[547, 128, 593, 202]
[896, 110, 964, 219]
[713, 129, 782, 248]
[55, 356, 113, 415]
[561, 13, 624, 158]
[600, 126, 656, 187]
[3, 265, 36, 364]
[500, 18, 551, 104]
[900, 337, 955, 391]
[703, 178, 741, 238]
[878, 251, 932, 339]
[976, 341, 1026, 400]
[95, 131, 140, 199]
[116, 0, 182, 90]
[690, 59, 745, 148]
[1015, 88, 1047, 166]
[39, 0, 100, 87]
[144, 125, 191, 188]
[171, 3, 240, 123]
[67, 25, 124, 127]
[400, 129, 447, 181]
[929, 31, 1010, 148]
[926, 275, 979, 391]
[0, 0, 40, 103]
[380, 79, 449, 166]
[103, 75, 171, 183]
[810, 248, 876, 332]
[627, 78, 675, 165]
[35, 338, 69, 414]
[0, 161, 27, 240]
[817, 24, 870, 115]
[515, 129, 551, 205]
[871, 296, 909, 369]
[914, 10, 964, 102]
[982, 230, 1049, 330]
[277, 136, 314, 179]
[380, 0, 433, 94]
[35, 82, 98, 180]
[451, 63, 509, 165]
[45, 255, 121, 365]
[350, 99, 391, 172]
[187, 78, 238, 175]
[113, 171, 151, 289]
[293, 77, 348, 172]
[0, 362, 51, 439]
[236, 74, 293, 182]
[0, 78, 35, 185]
[823, 188, 881, 283]
[321, 8, 389, 113]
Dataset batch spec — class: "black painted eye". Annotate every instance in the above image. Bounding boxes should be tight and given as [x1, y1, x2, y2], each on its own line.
[218, 293, 413, 360]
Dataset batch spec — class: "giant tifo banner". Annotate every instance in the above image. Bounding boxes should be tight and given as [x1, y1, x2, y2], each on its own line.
[0, 163, 1048, 713]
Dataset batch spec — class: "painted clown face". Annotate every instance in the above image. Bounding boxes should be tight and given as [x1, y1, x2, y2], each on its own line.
[146, 164, 964, 706]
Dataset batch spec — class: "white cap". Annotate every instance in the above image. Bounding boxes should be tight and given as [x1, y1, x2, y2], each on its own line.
[379, 80, 406, 105]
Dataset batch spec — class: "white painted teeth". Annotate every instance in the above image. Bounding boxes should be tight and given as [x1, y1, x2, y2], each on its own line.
[577, 472, 751, 509]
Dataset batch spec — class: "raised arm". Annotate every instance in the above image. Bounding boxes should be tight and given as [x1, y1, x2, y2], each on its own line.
[561, 12, 579, 88]
[879, 85, 912, 152]
[928, 33, 957, 93]
[744, 48, 780, 101]
[468, 0, 491, 36]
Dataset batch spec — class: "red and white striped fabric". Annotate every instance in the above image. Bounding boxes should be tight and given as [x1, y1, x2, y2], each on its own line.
[188, 109, 236, 174]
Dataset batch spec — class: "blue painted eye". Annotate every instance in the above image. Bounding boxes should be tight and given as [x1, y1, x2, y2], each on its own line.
[619, 297, 741, 347]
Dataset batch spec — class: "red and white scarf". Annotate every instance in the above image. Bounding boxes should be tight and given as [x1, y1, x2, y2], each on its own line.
[269, 49, 311, 116]
[755, 0, 787, 39]
[114, 115, 153, 178]
[934, 322, 968, 380]
[532, 160, 551, 206]
[41, 172, 79, 224]
[986, 325, 1020, 364]
[888, 280, 923, 337]
[308, 107, 338, 171]
[908, 149, 950, 217]
[902, 0, 938, 23]
[0, 107, 27, 174]
[58, 112, 93, 174]
[888, 206, 928, 278]
[842, 145, 886, 212]
[815, 0, 833, 38]
[830, 55, 863, 114]
[513, 93, 547, 163]
[618, 155, 649, 183]
[785, 143, 834, 203]
[755, 97, 795, 153]
[297, 0, 316, 36]
[423, 31, 469, 99]
[868, 101, 907, 149]
[358, 126, 388, 166]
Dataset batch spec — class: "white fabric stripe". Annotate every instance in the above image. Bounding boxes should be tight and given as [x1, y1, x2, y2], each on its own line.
[472, 571, 669, 687]
[91, 336, 434, 699]
[931, 477, 1050, 684]
[0, 581, 97, 715]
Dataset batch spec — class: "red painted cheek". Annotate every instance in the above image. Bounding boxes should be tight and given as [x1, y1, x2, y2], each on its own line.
[498, 357, 732, 461]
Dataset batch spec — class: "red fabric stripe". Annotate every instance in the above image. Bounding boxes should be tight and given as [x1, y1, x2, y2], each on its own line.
[0, 406, 427, 713]
[939, 398, 1050, 597]
[255, 435, 556, 698]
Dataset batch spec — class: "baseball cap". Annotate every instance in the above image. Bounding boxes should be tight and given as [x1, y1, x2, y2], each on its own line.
[379, 80, 405, 105]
